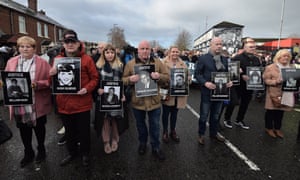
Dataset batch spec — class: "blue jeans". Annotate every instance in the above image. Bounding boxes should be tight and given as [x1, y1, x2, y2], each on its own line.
[198, 94, 223, 136]
[132, 107, 161, 150]
[162, 104, 178, 133]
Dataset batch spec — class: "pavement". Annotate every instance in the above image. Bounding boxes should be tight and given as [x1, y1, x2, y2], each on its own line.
[0, 86, 300, 180]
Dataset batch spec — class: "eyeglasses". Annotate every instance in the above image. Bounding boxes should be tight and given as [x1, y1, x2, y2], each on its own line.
[64, 39, 77, 44]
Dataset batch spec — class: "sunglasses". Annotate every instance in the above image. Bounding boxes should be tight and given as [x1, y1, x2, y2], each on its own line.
[64, 39, 77, 44]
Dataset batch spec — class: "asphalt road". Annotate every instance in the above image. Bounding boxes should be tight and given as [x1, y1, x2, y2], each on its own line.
[0, 86, 300, 180]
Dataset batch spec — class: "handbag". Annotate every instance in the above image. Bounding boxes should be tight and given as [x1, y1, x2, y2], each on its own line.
[270, 96, 282, 107]
[268, 87, 283, 107]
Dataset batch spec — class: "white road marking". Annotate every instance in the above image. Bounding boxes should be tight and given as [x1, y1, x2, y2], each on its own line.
[186, 104, 261, 171]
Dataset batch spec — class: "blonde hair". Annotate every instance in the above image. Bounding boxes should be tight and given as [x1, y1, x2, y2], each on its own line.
[95, 44, 123, 68]
[272, 49, 292, 64]
[17, 36, 36, 48]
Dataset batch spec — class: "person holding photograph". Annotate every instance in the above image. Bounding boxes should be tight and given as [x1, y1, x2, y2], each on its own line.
[223, 37, 261, 129]
[263, 49, 294, 138]
[123, 40, 169, 161]
[94, 44, 125, 154]
[161, 46, 190, 143]
[194, 37, 232, 145]
[4, 36, 52, 167]
[49, 30, 99, 167]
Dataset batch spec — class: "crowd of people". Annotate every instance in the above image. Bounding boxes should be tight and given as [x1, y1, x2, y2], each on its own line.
[1, 30, 300, 170]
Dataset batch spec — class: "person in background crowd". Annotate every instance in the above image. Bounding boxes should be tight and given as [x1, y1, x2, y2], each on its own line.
[91, 42, 106, 64]
[94, 44, 126, 154]
[122, 40, 169, 161]
[223, 37, 261, 130]
[263, 49, 294, 138]
[49, 30, 99, 167]
[194, 37, 232, 145]
[161, 46, 190, 143]
[4, 36, 52, 167]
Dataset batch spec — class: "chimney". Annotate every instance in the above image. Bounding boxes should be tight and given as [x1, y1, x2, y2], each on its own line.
[28, 0, 37, 12]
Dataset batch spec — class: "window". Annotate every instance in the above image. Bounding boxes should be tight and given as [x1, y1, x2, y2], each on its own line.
[18, 16, 26, 33]
[44, 24, 48, 37]
[37, 22, 42, 37]
[58, 29, 63, 40]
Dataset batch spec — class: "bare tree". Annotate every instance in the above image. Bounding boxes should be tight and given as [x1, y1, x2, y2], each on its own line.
[107, 24, 127, 49]
[174, 29, 192, 51]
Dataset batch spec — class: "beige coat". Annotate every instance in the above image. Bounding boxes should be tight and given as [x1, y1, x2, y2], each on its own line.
[161, 57, 189, 109]
[263, 63, 293, 111]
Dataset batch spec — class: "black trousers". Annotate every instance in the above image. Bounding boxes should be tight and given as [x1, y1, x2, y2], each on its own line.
[265, 109, 284, 130]
[224, 90, 253, 122]
[61, 111, 90, 156]
[17, 115, 47, 155]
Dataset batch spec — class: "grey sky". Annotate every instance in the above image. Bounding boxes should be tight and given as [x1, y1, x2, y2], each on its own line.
[15, 0, 299, 48]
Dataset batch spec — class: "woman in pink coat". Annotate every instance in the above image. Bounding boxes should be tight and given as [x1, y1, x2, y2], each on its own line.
[4, 36, 52, 167]
[263, 49, 294, 138]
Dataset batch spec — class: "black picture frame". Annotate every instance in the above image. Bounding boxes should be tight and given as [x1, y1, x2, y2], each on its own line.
[134, 64, 158, 97]
[52, 57, 81, 94]
[211, 72, 230, 101]
[170, 68, 189, 96]
[1, 71, 33, 105]
[281, 68, 300, 92]
[228, 61, 240, 85]
[100, 80, 123, 111]
[246, 67, 265, 90]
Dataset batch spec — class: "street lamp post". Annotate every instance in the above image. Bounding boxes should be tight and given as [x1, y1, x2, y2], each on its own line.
[277, 0, 286, 49]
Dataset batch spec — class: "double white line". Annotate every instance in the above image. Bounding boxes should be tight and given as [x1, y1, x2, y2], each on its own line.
[186, 104, 261, 171]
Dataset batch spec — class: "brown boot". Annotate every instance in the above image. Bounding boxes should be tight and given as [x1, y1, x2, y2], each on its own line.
[265, 129, 276, 138]
[274, 130, 284, 138]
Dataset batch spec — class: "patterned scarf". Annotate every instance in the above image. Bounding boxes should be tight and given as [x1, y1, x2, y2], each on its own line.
[13, 55, 36, 126]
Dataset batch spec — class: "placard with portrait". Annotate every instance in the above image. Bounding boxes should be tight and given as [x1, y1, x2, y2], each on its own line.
[246, 67, 264, 90]
[52, 57, 81, 94]
[210, 72, 230, 101]
[1, 71, 33, 105]
[134, 64, 158, 97]
[228, 61, 240, 85]
[211, 72, 230, 101]
[100, 80, 123, 111]
[170, 68, 189, 96]
[281, 68, 300, 92]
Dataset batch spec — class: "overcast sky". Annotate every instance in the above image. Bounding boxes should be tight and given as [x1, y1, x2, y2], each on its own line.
[14, 0, 300, 48]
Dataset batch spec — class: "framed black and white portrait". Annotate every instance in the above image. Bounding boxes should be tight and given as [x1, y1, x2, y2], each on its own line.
[1, 71, 32, 105]
[100, 80, 123, 111]
[52, 57, 81, 94]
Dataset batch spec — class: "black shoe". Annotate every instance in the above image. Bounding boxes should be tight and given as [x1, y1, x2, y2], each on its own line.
[152, 149, 166, 161]
[35, 151, 46, 164]
[20, 153, 35, 168]
[138, 144, 147, 155]
[60, 155, 76, 166]
[82, 155, 89, 167]
[58, 136, 66, 146]
[224, 120, 233, 129]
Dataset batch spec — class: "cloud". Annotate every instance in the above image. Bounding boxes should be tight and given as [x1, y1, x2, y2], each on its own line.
[14, 0, 300, 48]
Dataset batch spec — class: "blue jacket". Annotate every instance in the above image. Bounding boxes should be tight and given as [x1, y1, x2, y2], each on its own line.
[194, 52, 228, 95]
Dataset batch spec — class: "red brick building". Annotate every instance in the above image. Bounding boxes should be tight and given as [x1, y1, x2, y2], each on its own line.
[0, 0, 67, 54]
